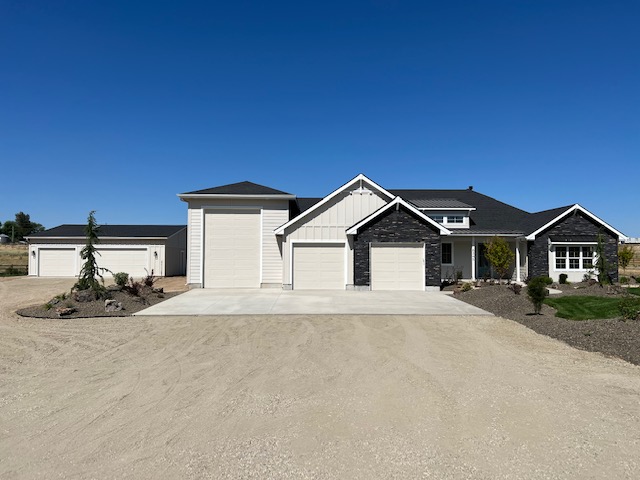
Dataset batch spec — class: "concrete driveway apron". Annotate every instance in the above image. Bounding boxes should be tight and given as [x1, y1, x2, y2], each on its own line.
[135, 289, 492, 316]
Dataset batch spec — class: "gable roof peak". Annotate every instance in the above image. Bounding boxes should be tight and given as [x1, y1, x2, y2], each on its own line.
[180, 180, 293, 196]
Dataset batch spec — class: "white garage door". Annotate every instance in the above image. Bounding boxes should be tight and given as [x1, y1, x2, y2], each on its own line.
[204, 210, 260, 288]
[371, 244, 424, 291]
[293, 244, 345, 290]
[96, 248, 149, 277]
[39, 248, 77, 277]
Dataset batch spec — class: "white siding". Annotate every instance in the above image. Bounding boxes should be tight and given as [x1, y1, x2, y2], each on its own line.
[185, 198, 289, 287]
[187, 207, 203, 284]
[262, 207, 288, 285]
[283, 188, 389, 285]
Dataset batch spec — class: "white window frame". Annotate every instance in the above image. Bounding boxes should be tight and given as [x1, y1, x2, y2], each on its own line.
[552, 243, 596, 271]
[446, 215, 464, 224]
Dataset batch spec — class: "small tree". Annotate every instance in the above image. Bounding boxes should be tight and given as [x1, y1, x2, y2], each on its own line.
[484, 236, 515, 282]
[74, 211, 109, 297]
[594, 232, 611, 285]
[618, 245, 635, 275]
[527, 277, 548, 314]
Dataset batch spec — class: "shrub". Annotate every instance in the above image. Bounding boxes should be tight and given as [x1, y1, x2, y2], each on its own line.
[43, 302, 53, 310]
[511, 283, 522, 295]
[620, 276, 629, 285]
[538, 276, 553, 285]
[618, 296, 640, 321]
[113, 272, 129, 287]
[125, 277, 144, 297]
[559, 274, 568, 284]
[461, 282, 472, 292]
[527, 276, 549, 314]
[142, 270, 155, 287]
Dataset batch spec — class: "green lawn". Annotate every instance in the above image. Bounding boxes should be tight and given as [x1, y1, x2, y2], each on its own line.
[629, 287, 640, 296]
[544, 296, 624, 320]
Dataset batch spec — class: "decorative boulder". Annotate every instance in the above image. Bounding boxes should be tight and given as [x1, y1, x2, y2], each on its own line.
[55, 307, 76, 317]
[73, 290, 95, 303]
[152, 287, 164, 294]
[105, 299, 124, 312]
[107, 284, 123, 292]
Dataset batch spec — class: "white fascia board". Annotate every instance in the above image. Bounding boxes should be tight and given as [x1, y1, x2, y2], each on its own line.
[417, 207, 477, 211]
[525, 204, 627, 241]
[274, 174, 395, 235]
[178, 193, 295, 202]
[346, 197, 451, 236]
[26, 236, 168, 241]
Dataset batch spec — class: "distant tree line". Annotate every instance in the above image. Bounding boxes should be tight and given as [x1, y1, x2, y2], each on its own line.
[1, 212, 44, 242]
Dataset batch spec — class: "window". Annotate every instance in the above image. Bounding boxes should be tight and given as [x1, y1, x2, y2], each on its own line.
[555, 247, 567, 269]
[441, 243, 453, 264]
[582, 247, 593, 269]
[430, 215, 444, 223]
[447, 215, 464, 224]
[568, 247, 580, 269]
[554, 245, 595, 270]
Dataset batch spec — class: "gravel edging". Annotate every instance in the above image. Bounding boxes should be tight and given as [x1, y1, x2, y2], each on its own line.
[456, 284, 640, 366]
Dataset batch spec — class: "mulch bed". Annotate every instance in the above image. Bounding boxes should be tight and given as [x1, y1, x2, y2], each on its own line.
[454, 282, 640, 366]
[17, 286, 179, 319]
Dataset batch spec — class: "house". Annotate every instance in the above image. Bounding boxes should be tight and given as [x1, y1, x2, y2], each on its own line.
[179, 174, 626, 290]
[27, 225, 187, 278]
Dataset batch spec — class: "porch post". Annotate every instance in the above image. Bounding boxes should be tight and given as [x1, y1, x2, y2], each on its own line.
[515, 238, 521, 282]
[471, 237, 476, 281]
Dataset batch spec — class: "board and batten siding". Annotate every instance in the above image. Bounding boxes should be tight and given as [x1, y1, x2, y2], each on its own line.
[186, 198, 289, 287]
[282, 189, 389, 285]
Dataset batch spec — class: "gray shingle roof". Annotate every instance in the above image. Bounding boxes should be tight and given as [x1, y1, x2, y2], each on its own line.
[390, 189, 531, 234]
[182, 181, 292, 196]
[28, 225, 186, 238]
[409, 198, 474, 209]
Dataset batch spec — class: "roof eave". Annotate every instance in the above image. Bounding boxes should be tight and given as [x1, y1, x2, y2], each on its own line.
[178, 193, 296, 202]
[346, 197, 451, 236]
[525, 204, 627, 241]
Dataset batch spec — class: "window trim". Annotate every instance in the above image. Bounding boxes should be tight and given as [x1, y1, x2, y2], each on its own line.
[552, 243, 596, 271]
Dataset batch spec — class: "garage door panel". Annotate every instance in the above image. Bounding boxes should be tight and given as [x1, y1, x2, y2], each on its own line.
[204, 210, 260, 288]
[96, 248, 148, 277]
[39, 248, 77, 277]
[294, 244, 344, 290]
[371, 244, 424, 291]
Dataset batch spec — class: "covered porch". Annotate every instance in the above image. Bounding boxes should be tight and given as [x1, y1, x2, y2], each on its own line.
[440, 235, 527, 283]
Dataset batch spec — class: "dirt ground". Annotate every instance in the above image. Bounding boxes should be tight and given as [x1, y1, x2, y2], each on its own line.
[1, 277, 640, 479]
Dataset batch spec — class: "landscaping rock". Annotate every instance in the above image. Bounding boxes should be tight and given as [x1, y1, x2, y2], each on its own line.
[104, 299, 124, 312]
[107, 284, 123, 292]
[157, 293, 165, 298]
[152, 287, 164, 294]
[55, 307, 76, 317]
[73, 290, 95, 303]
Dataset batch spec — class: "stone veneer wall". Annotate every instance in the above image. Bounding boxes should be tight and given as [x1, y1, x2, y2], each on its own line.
[528, 211, 619, 282]
[353, 207, 442, 287]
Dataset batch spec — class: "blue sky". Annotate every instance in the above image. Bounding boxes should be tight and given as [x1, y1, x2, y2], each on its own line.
[2, 1, 638, 236]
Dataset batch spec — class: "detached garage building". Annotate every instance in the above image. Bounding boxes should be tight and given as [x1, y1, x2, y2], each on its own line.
[27, 225, 187, 278]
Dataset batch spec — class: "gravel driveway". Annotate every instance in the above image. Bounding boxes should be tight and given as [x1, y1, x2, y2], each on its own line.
[2, 277, 640, 479]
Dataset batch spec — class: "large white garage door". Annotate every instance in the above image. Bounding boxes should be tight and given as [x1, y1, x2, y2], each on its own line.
[293, 243, 344, 290]
[39, 248, 77, 277]
[204, 210, 260, 288]
[96, 248, 149, 277]
[371, 244, 424, 291]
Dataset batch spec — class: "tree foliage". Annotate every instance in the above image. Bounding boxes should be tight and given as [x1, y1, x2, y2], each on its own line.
[618, 245, 635, 274]
[594, 232, 611, 285]
[484, 236, 515, 281]
[1, 212, 44, 241]
[74, 211, 109, 297]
